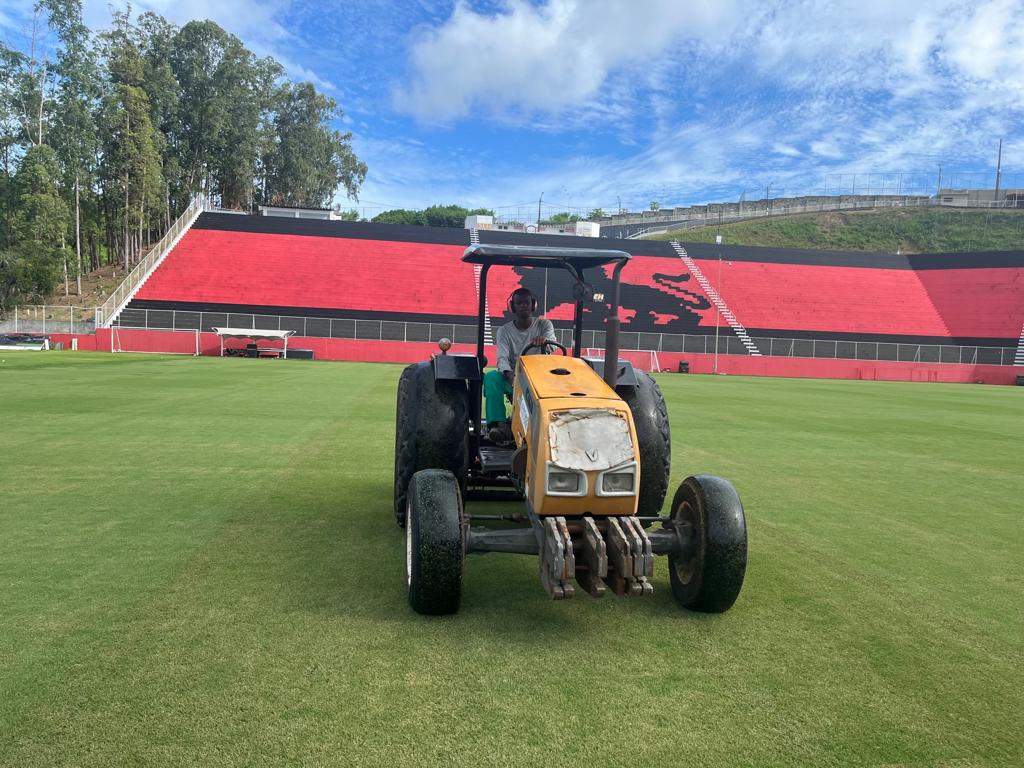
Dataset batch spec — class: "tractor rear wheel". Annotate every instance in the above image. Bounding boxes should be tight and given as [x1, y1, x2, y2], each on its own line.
[406, 469, 464, 615]
[668, 474, 747, 613]
[394, 362, 469, 528]
[619, 373, 671, 519]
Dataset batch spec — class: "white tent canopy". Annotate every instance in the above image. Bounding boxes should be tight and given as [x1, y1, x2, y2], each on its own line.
[213, 327, 294, 358]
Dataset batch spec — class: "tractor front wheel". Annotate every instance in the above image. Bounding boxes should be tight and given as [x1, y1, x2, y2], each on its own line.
[668, 475, 747, 613]
[406, 469, 464, 615]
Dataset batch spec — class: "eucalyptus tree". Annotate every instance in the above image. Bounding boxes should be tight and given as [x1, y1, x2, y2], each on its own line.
[261, 82, 366, 208]
[98, 10, 163, 268]
[0, 144, 70, 309]
[137, 12, 181, 226]
[170, 20, 280, 209]
[41, 0, 100, 292]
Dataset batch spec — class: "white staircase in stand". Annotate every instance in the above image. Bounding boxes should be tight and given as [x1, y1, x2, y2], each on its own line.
[97, 195, 208, 328]
[671, 241, 761, 356]
[1014, 323, 1024, 366]
[470, 228, 493, 345]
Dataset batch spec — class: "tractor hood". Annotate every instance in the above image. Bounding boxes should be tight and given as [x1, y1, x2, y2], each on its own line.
[548, 409, 633, 471]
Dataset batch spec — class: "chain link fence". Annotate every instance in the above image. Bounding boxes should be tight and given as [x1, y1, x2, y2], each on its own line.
[0, 305, 98, 334]
[110, 307, 1017, 367]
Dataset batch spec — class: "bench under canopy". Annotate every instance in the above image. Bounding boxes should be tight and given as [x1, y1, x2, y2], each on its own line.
[213, 327, 295, 358]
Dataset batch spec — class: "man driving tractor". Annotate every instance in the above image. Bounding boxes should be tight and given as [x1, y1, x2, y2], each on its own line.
[484, 286, 557, 443]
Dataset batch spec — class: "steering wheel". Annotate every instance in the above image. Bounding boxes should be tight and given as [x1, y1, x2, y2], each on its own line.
[522, 339, 569, 356]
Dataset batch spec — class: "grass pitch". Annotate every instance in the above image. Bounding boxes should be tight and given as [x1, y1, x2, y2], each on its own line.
[1, 352, 1021, 767]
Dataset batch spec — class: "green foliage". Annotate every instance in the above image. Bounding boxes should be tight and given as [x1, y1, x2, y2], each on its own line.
[371, 204, 494, 227]
[0, 6, 367, 305]
[260, 82, 366, 208]
[544, 211, 580, 224]
[587, 208, 605, 219]
[0, 145, 69, 307]
[649, 208, 1024, 253]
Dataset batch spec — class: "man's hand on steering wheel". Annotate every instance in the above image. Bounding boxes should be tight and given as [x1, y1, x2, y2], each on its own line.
[523, 338, 568, 355]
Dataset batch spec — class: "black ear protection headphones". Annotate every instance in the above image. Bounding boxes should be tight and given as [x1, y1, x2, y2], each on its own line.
[507, 287, 538, 313]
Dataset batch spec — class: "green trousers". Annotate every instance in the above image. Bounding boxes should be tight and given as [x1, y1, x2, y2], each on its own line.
[483, 369, 513, 424]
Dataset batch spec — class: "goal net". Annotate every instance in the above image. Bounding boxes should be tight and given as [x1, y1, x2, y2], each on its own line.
[582, 348, 661, 373]
[111, 327, 201, 356]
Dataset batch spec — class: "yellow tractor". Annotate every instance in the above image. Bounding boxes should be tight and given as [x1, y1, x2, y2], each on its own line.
[394, 244, 747, 614]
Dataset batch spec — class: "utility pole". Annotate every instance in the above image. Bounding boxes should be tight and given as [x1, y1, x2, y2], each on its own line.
[714, 235, 723, 374]
[936, 165, 942, 198]
[537, 192, 544, 229]
[994, 138, 1003, 203]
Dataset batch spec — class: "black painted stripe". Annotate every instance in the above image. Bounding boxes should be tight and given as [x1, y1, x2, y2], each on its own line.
[125, 299, 1014, 348]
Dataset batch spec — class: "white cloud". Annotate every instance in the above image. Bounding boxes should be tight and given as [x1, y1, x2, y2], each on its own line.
[395, 0, 738, 123]
[772, 144, 802, 158]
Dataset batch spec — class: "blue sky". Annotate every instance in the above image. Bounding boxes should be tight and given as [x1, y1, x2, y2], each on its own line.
[5, 0, 1024, 217]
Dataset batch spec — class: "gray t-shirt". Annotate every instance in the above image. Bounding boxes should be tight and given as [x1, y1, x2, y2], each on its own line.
[496, 317, 557, 373]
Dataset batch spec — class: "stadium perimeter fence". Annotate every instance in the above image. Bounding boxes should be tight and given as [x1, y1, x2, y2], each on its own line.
[104, 307, 1017, 367]
[0, 305, 96, 335]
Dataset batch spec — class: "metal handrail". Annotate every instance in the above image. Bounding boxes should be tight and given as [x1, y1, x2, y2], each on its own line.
[96, 195, 208, 327]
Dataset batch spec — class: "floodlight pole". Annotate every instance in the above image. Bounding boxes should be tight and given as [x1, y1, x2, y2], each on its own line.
[994, 138, 1003, 203]
[714, 235, 723, 375]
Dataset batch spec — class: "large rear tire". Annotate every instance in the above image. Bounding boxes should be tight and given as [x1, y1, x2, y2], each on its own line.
[618, 373, 671, 519]
[668, 474, 747, 613]
[394, 363, 468, 528]
[406, 469, 464, 615]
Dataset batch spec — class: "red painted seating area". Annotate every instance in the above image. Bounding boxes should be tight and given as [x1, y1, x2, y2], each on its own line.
[134, 228, 476, 316]
[689, 258, 1024, 342]
[128, 214, 1024, 353]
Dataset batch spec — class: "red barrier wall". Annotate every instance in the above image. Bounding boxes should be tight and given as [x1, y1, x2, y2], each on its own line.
[49, 329, 1019, 385]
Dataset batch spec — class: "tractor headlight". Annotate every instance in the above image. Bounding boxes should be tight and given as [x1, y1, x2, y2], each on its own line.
[545, 463, 586, 496]
[597, 463, 637, 496]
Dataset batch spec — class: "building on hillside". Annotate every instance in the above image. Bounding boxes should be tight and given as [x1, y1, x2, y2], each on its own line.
[464, 214, 494, 229]
[482, 219, 601, 237]
[937, 188, 1024, 207]
[258, 205, 339, 220]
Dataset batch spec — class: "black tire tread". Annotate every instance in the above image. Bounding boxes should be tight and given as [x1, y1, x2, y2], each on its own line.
[668, 474, 747, 613]
[407, 469, 463, 615]
[394, 363, 468, 528]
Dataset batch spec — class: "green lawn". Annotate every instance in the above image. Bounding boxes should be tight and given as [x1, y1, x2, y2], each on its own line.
[1, 352, 1021, 767]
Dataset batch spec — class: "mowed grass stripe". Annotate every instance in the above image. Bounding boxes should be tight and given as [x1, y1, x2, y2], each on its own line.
[0, 353, 1021, 767]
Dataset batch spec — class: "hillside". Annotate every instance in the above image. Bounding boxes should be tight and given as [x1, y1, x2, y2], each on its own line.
[646, 207, 1024, 253]
[45, 265, 132, 308]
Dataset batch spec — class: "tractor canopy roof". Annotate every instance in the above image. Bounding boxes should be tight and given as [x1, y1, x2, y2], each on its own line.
[462, 243, 629, 271]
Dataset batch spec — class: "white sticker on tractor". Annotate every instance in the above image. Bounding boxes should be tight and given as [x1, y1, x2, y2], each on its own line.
[548, 409, 633, 470]
[519, 396, 530, 433]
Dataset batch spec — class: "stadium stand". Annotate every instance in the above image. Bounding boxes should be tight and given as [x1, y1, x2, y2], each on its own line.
[103, 212, 1024, 383]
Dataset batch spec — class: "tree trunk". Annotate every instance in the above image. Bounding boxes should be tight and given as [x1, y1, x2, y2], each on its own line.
[124, 110, 131, 269]
[75, 174, 82, 295]
[139, 186, 145, 261]
[62, 233, 69, 297]
[124, 175, 130, 270]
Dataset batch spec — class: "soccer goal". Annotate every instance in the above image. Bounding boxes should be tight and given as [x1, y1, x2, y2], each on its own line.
[111, 326, 201, 356]
[583, 348, 661, 373]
